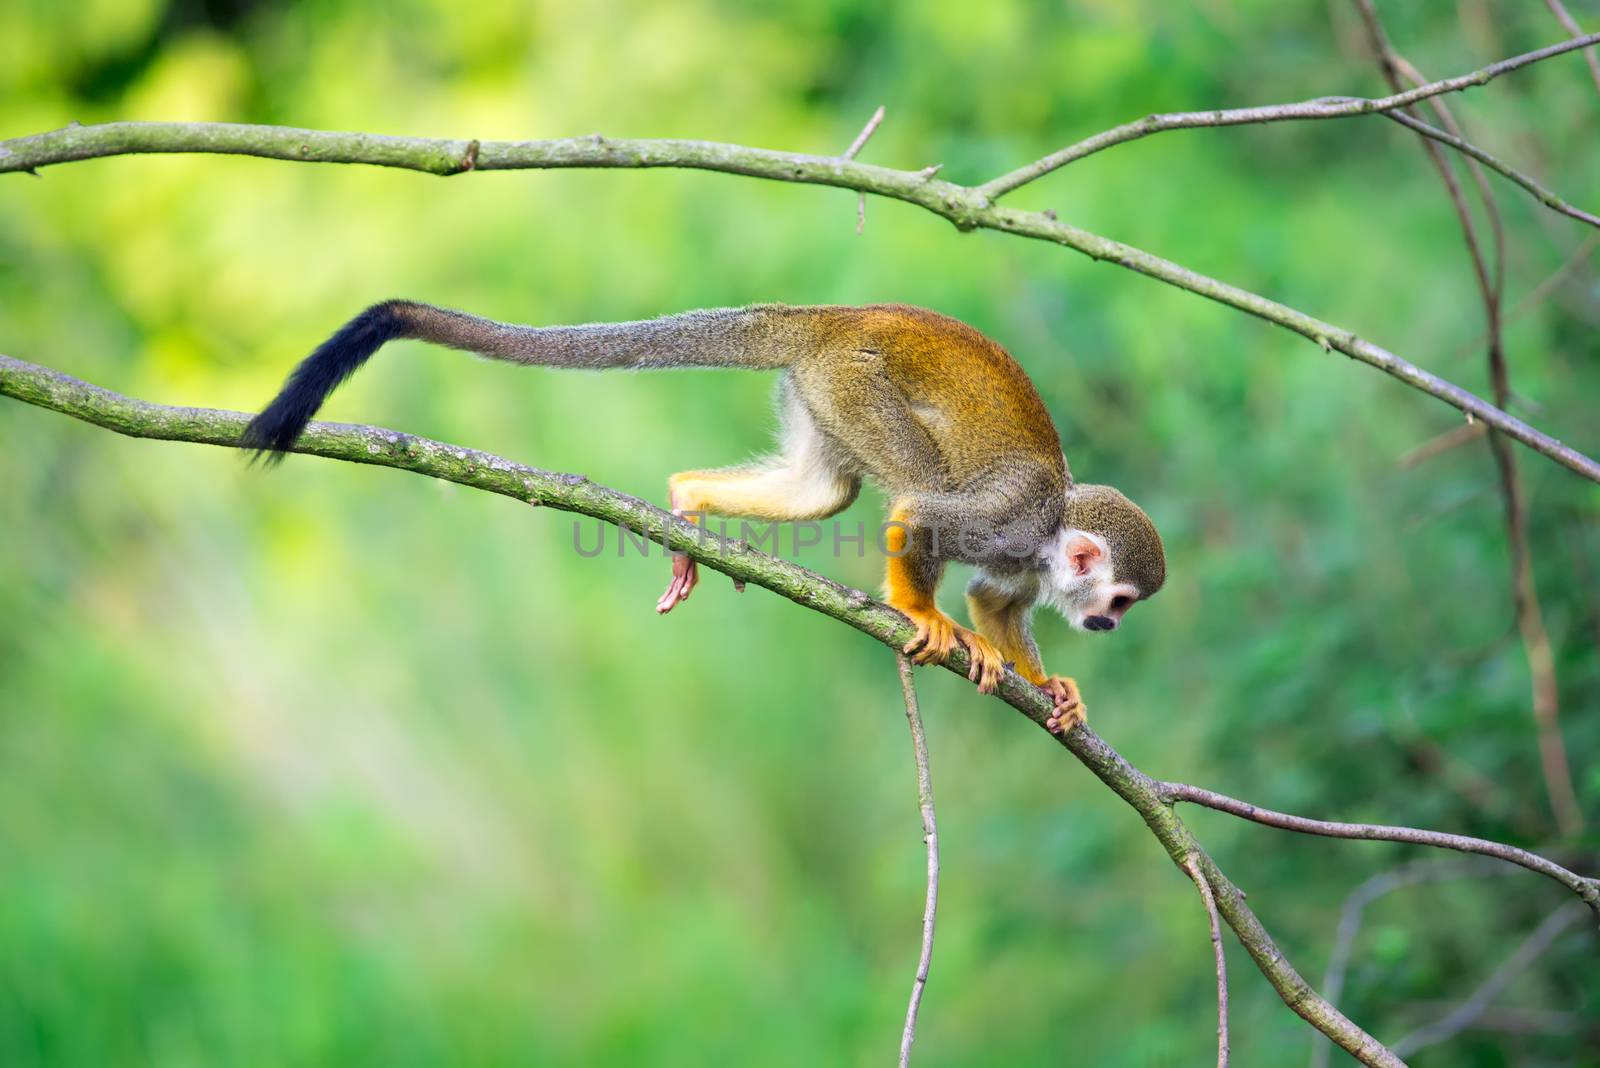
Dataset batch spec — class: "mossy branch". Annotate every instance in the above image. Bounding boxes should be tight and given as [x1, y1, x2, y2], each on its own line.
[9, 353, 1599, 1066]
[2, 117, 1596, 484]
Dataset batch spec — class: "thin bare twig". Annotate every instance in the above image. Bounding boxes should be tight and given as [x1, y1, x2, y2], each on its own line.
[1396, 1000, 1582, 1036]
[1398, 420, 1488, 468]
[1545, 0, 1600, 95]
[1310, 859, 1513, 1068]
[5, 123, 1596, 482]
[0, 354, 1410, 1066]
[1389, 902, 1587, 1057]
[841, 105, 886, 160]
[1509, 233, 1600, 321]
[896, 652, 938, 1068]
[976, 30, 1600, 199]
[842, 105, 885, 236]
[1156, 781, 1600, 919]
[1182, 854, 1230, 1068]
[1376, 107, 1600, 229]
[1442, 233, 1600, 366]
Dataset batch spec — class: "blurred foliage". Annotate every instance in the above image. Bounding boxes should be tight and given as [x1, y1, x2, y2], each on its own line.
[2, 1, 1599, 1065]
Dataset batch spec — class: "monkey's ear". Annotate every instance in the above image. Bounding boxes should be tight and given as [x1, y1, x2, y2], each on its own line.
[1065, 533, 1103, 577]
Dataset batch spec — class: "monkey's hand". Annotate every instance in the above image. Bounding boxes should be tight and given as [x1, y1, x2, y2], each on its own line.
[901, 607, 1006, 694]
[1040, 676, 1086, 735]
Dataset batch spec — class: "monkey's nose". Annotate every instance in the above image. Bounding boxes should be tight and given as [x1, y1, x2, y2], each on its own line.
[1084, 615, 1115, 632]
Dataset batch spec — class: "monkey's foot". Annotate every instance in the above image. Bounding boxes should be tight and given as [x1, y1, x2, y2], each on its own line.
[656, 553, 698, 614]
[901, 605, 960, 665]
[959, 628, 1005, 694]
[1041, 675, 1086, 734]
[899, 608, 1005, 692]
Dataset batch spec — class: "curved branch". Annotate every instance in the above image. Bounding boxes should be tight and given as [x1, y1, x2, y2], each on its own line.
[1157, 782, 1599, 918]
[896, 652, 938, 1068]
[3, 121, 1596, 484]
[0, 353, 1405, 1066]
[975, 31, 1600, 199]
[1181, 854, 1230, 1068]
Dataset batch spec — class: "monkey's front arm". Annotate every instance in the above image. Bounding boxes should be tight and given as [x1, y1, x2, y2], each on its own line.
[966, 574, 1085, 733]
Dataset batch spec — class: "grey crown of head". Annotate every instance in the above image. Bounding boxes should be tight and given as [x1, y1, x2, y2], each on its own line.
[1063, 484, 1166, 597]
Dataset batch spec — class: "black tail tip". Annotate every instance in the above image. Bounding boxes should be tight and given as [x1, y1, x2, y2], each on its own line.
[240, 300, 411, 466]
[239, 412, 295, 465]
[240, 390, 318, 463]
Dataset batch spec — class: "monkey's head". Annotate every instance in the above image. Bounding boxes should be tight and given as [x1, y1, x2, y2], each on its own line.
[1043, 484, 1166, 633]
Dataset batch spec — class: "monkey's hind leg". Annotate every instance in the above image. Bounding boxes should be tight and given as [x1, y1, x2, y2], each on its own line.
[656, 383, 860, 614]
[657, 457, 860, 613]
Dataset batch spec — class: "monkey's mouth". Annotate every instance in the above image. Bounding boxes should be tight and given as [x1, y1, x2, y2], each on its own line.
[1082, 615, 1116, 632]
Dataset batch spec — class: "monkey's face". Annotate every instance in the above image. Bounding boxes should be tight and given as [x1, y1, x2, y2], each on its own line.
[1042, 530, 1145, 633]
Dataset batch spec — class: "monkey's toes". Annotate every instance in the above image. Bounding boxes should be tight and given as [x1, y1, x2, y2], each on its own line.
[655, 555, 698, 614]
[958, 629, 1005, 694]
[903, 612, 958, 665]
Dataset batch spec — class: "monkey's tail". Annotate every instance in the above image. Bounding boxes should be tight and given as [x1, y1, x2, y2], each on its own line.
[241, 300, 812, 459]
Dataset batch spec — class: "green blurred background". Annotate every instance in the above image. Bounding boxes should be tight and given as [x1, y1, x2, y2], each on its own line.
[2, 1, 1598, 1064]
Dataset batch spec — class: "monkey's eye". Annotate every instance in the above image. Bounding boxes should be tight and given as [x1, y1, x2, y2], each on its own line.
[1109, 595, 1132, 611]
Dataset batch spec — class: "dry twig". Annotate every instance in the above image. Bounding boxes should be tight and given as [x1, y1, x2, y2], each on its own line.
[1156, 781, 1598, 918]
[1182, 854, 1230, 1068]
[975, 31, 1600, 199]
[896, 652, 938, 1068]
[842, 105, 885, 235]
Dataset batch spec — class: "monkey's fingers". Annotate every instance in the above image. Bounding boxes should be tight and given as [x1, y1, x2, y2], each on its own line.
[1041, 675, 1087, 734]
[1046, 705, 1085, 735]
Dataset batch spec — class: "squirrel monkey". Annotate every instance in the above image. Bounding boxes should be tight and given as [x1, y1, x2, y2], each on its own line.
[244, 301, 1165, 732]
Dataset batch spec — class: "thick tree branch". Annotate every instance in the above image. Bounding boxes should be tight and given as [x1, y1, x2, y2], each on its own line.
[974, 31, 1600, 199]
[0, 353, 1408, 1066]
[3, 121, 1597, 484]
[896, 652, 938, 1068]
